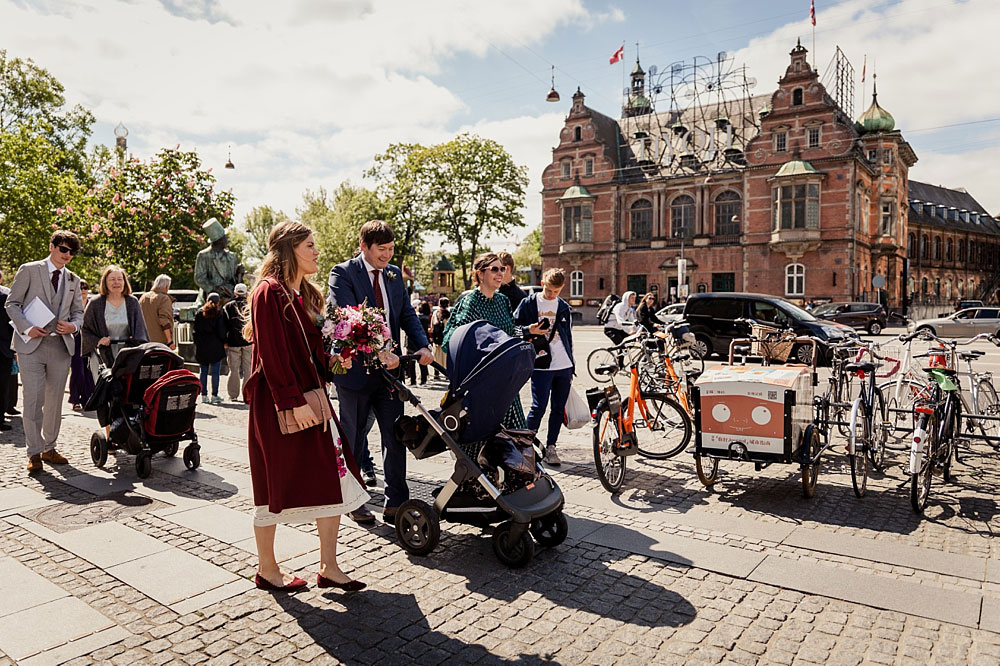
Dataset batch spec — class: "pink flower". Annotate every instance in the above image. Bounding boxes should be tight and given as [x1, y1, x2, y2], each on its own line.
[188, 206, 196, 214]
[56, 207, 64, 215]
[105, 249, 114, 258]
[129, 207, 137, 215]
[65, 206, 73, 214]
[91, 223, 100, 233]
[186, 180, 194, 188]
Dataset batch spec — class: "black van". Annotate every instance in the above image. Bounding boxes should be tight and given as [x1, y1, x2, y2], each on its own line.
[683, 292, 855, 364]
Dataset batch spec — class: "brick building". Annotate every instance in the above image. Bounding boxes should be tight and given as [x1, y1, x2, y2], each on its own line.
[540, 42, 1000, 320]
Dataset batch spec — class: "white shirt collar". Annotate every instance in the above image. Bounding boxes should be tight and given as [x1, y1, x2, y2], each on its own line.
[45, 257, 60, 274]
[360, 256, 379, 275]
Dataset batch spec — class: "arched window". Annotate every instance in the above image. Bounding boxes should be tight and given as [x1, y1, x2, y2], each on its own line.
[958, 280, 964, 298]
[921, 277, 928, 295]
[920, 234, 929, 259]
[573, 126, 582, 142]
[946, 238, 953, 261]
[714, 191, 741, 237]
[934, 236, 941, 260]
[792, 88, 804, 106]
[959, 239, 966, 263]
[945, 279, 953, 300]
[570, 270, 584, 298]
[907, 232, 916, 259]
[671, 195, 695, 239]
[630, 200, 653, 240]
[934, 278, 941, 297]
[785, 264, 805, 296]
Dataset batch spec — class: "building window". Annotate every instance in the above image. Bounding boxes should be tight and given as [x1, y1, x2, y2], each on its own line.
[630, 200, 653, 240]
[883, 148, 893, 165]
[880, 201, 894, 236]
[934, 278, 941, 297]
[785, 264, 805, 296]
[671, 195, 695, 239]
[714, 191, 741, 237]
[934, 236, 941, 260]
[570, 270, 584, 298]
[584, 158, 593, 177]
[627, 274, 647, 295]
[561, 160, 571, 179]
[946, 238, 954, 261]
[959, 239, 966, 262]
[775, 131, 787, 152]
[562, 205, 593, 243]
[574, 126, 582, 142]
[868, 149, 878, 162]
[808, 127, 820, 149]
[920, 234, 929, 259]
[945, 279, 953, 300]
[792, 88, 804, 106]
[712, 273, 735, 292]
[773, 184, 820, 230]
[907, 232, 916, 259]
[921, 277, 928, 295]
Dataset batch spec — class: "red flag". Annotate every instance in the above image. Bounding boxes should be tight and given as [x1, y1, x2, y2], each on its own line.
[861, 55, 866, 82]
[810, 0, 816, 26]
[610, 44, 624, 65]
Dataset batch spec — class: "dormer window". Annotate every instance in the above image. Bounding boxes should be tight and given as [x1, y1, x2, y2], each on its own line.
[775, 131, 787, 152]
[807, 127, 820, 149]
[962, 210, 970, 223]
[912, 201, 923, 214]
[792, 88, 804, 106]
[949, 208, 958, 221]
[573, 126, 582, 142]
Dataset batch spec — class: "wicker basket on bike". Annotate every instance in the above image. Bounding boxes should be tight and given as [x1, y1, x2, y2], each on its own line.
[750, 322, 796, 362]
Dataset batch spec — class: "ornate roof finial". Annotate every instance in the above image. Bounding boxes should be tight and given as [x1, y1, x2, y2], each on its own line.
[872, 72, 878, 101]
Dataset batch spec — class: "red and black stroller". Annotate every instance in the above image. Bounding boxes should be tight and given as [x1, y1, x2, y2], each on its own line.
[86, 341, 202, 478]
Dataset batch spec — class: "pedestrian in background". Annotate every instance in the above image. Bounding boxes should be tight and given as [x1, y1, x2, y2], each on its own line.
[139, 274, 175, 349]
[223, 283, 252, 402]
[497, 251, 527, 314]
[603, 290, 636, 345]
[636, 292, 664, 334]
[514, 268, 574, 466]
[68, 279, 94, 411]
[82, 265, 149, 364]
[194, 293, 227, 404]
[5, 230, 86, 474]
[405, 301, 432, 386]
[430, 297, 450, 378]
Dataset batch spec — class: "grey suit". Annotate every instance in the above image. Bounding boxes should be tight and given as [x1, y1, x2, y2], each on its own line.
[5, 260, 85, 457]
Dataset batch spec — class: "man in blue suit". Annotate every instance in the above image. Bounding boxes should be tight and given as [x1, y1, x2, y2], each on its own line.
[329, 220, 432, 524]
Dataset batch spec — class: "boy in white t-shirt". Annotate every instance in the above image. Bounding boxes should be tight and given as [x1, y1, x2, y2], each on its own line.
[513, 268, 575, 465]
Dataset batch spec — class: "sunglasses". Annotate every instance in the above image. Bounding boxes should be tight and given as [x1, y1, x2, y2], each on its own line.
[54, 244, 78, 256]
[482, 266, 504, 273]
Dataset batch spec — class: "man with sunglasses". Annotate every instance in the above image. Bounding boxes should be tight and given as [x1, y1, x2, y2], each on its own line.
[5, 231, 85, 475]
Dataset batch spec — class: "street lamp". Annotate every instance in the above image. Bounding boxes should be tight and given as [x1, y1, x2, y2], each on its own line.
[225, 144, 235, 170]
[114, 122, 128, 165]
[545, 66, 560, 103]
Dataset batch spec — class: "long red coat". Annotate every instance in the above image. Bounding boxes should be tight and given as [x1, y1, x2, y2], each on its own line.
[244, 278, 365, 515]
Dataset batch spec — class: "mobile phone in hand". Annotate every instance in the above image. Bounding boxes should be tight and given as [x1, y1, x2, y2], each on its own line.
[538, 318, 551, 330]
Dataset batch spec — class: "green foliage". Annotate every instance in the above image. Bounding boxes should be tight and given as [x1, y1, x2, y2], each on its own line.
[367, 143, 431, 268]
[302, 183, 385, 286]
[512, 227, 541, 282]
[58, 148, 236, 290]
[229, 205, 287, 271]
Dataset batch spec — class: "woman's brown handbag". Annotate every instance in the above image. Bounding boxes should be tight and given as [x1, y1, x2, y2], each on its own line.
[267, 283, 334, 435]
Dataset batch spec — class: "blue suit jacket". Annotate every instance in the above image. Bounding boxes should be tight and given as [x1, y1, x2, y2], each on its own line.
[328, 256, 429, 390]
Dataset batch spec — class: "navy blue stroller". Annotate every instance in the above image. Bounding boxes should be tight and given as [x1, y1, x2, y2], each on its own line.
[387, 321, 566, 567]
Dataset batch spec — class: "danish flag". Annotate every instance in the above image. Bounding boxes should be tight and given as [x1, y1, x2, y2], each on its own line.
[610, 44, 624, 65]
[810, 0, 816, 26]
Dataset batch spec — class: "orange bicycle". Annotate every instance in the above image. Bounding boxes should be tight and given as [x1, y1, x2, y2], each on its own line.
[592, 344, 691, 492]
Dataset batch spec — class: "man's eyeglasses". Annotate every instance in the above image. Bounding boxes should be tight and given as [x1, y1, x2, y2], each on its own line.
[54, 244, 78, 256]
[482, 266, 504, 273]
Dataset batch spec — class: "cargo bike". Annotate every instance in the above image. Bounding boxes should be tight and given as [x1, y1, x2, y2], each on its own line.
[691, 327, 874, 498]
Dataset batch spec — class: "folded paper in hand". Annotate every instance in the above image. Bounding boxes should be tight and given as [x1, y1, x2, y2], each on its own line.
[17, 297, 57, 343]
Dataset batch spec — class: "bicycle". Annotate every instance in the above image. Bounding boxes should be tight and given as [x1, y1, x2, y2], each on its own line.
[842, 340, 893, 498]
[591, 343, 692, 492]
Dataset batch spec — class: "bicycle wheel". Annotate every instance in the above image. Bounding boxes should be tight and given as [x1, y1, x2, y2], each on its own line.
[910, 412, 936, 514]
[940, 394, 960, 484]
[974, 379, 999, 438]
[800, 425, 821, 499]
[587, 348, 620, 384]
[879, 378, 929, 444]
[848, 398, 869, 498]
[633, 393, 691, 459]
[867, 387, 888, 471]
[836, 374, 856, 438]
[593, 408, 627, 492]
[695, 455, 719, 486]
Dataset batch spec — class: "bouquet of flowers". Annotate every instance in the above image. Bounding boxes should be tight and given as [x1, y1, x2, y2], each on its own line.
[322, 301, 394, 374]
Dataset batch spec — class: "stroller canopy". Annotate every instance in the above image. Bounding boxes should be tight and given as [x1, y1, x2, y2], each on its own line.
[110, 342, 182, 379]
[446, 321, 536, 443]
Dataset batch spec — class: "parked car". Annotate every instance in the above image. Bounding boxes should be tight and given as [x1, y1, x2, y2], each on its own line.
[908, 307, 1000, 338]
[811, 302, 887, 335]
[655, 303, 686, 323]
[683, 292, 855, 364]
[167, 289, 200, 320]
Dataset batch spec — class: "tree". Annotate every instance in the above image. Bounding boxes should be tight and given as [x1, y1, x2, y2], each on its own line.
[367, 143, 432, 271]
[421, 134, 528, 288]
[302, 183, 385, 287]
[512, 227, 541, 283]
[229, 205, 287, 272]
[58, 147, 236, 289]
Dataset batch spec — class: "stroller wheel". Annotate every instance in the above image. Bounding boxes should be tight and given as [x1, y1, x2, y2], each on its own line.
[136, 453, 152, 479]
[90, 431, 109, 469]
[492, 521, 535, 568]
[530, 511, 568, 548]
[183, 446, 201, 471]
[395, 499, 440, 556]
[163, 441, 179, 457]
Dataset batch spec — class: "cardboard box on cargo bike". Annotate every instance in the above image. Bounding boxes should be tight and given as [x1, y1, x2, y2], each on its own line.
[693, 364, 814, 464]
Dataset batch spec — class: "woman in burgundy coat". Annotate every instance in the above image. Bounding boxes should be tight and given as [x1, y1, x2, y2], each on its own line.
[243, 220, 370, 592]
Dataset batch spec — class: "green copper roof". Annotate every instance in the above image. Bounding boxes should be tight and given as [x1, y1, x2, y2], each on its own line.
[558, 184, 596, 200]
[774, 159, 820, 177]
[432, 255, 455, 272]
[628, 93, 650, 109]
[631, 60, 644, 76]
[857, 80, 895, 133]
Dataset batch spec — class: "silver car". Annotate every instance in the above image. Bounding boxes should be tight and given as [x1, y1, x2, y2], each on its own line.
[908, 307, 1000, 337]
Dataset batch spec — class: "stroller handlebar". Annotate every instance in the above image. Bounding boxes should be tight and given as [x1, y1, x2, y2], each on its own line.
[396, 353, 447, 376]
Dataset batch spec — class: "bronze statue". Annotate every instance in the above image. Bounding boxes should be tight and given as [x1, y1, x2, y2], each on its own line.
[194, 218, 244, 303]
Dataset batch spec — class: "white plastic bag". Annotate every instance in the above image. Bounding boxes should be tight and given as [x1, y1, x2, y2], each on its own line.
[563, 384, 591, 430]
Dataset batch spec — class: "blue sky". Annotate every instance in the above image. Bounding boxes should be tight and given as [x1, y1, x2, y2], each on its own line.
[3, 0, 998, 253]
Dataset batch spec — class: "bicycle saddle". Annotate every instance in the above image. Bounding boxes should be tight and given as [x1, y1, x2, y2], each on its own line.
[844, 361, 876, 374]
[959, 350, 985, 360]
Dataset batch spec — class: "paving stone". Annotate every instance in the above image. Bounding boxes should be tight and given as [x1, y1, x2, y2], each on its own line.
[107, 548, 240, 606]
[0, 596, 115, 661]
[0, 556, 67, 617]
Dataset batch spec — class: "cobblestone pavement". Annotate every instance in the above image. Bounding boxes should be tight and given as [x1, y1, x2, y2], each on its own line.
[1, 326, 1000, 664]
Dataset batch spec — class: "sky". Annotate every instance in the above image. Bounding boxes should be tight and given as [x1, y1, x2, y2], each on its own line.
[3, 0, 999, 254]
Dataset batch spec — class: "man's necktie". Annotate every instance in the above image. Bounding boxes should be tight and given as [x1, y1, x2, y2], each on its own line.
[51, 269, 61, 294]
[371, 270, 385, 310]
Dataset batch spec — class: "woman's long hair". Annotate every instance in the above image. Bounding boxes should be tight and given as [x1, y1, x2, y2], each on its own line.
[242, 220, 323, 342]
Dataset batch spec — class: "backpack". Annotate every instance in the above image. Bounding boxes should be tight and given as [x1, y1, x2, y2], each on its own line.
[596, 294, 621, 325]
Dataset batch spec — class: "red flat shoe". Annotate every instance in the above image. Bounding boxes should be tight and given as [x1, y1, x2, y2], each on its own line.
[317, 574, 366, 592]
[254, 573, 308, 591]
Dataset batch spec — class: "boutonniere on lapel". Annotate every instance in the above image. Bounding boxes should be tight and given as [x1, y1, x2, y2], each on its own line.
[384, 269, 397, 282]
